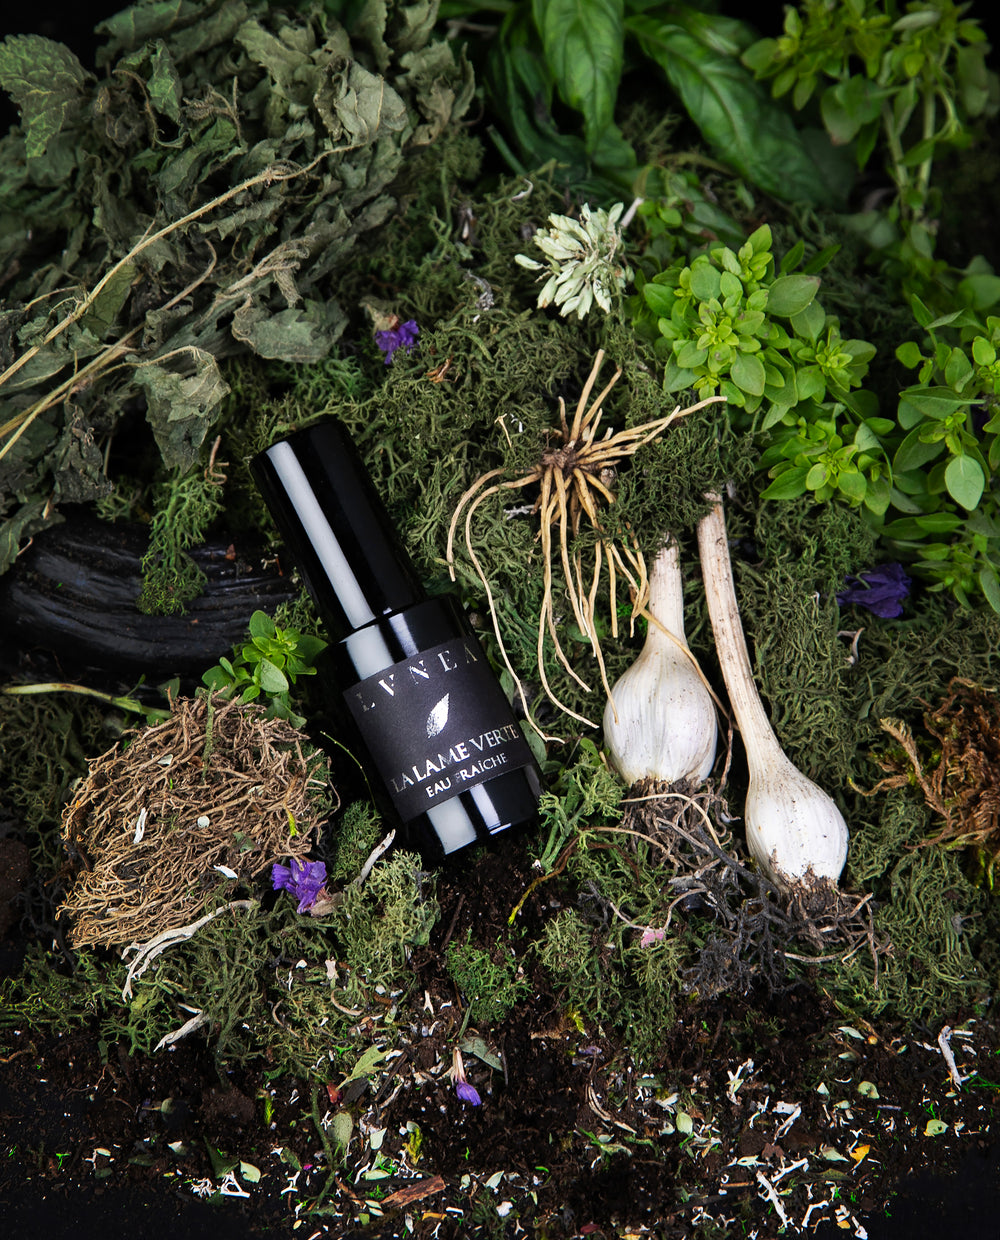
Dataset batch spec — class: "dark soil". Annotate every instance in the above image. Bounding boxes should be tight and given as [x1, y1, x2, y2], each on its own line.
[2, 833, 999, 1240]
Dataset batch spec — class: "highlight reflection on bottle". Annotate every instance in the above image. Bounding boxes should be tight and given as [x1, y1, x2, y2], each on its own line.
[252, 419, 541, 861]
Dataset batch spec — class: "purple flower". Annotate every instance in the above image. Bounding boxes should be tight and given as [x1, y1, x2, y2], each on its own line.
[451, 1047, 482, 1106]
[836, 562, 911, 619]
[271, 858, 328, 913]
[455, 1079, 482, 1106]
[375, 318, 418, 365]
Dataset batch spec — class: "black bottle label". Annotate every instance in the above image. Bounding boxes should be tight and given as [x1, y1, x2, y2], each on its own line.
[343, 636, 536, 822]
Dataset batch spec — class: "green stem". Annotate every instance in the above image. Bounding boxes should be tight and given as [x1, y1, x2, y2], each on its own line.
[309, 1083, 339, 1210]
[881, 99, 911, 206]
[915, 87, 937, 211]
[2, 681, 169, 721]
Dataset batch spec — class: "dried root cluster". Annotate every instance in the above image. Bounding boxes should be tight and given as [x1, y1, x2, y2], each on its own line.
[871, 678, 1000, 887]
[619, 776, 885, 998]
[447, 350, 723, 731]
[59, 695, 333, 948]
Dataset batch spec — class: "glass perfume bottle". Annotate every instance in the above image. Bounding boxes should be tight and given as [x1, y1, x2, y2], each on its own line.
[252, 418, 542, 862]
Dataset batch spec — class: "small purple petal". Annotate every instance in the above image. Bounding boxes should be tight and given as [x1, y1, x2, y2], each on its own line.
[837, 562, 911, 619]
[271, 858, 328, 912]
[640, 927, 666, 948]
[455, 1079, 482, 1106]
[375, 319, 419, 364]
[271, 862, 294, 893]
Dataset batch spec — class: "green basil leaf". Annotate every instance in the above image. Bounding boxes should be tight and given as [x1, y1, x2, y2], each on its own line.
[972, 336, 997, 367]
[899, 387, 976, 421]
[853, 423, 880, 453]
[895, 340, 923, 368]
[789, 298, 826, 342]
[257, 658, 290, 696]
[767, 273, 820, 316]
[689, 262, 722, 302]
[864, 417, 897, 436]
[914, 512, 966, 534]
[957, 273, 1000, 312]
[944, 455, 985, 510]
[485, 11, 591, 183]
[882, 517, 926, 541]
[249, 610, 276, 641]
[864, 474, 892, 516]
[907, 294, 935, 329]
[837, 470, 867, 502]
[643, 282, 676, 317]
[819, 77, 883, 147]
[978, 565, 1000, 614]
[676, 341, 708, 369]
[795, 365, 827, 403]
[761, 465, 810, 500]
[626, 15, 847, 208]
[759, 402, 794, 432]
[533, 0, 624, 150]
[731, 349, 766, 397]
[779, 238, 805, 274]
[893, 428, 945, 472]
[944, 346, 974, 390]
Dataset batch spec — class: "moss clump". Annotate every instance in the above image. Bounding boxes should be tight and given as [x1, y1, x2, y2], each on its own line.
[322, 847, 439, 991]
[326, 799, 384, 883]
[58, 694, 332, 948]
[446, 931, 530, 1025]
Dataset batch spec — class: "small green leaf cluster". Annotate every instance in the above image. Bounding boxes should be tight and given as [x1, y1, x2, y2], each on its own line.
[743, 0, 997, 224]
[633, 220, 885, 513]
[884, 300, 1000, 608]
[202, 611, 327, 728]
[453, 0, 849, 206]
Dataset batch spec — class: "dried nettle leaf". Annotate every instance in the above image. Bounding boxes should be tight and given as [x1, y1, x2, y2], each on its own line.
[0, 0, 472, 572]
[0, 34, 92, 159]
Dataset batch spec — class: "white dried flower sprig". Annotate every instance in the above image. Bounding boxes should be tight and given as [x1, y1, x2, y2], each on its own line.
[515, 202, 633, 320]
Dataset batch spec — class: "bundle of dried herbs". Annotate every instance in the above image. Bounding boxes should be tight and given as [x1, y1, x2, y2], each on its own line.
[870, 679, 1000, 891]
[58, 693, 335, 948]
[0, 0, 473, 570]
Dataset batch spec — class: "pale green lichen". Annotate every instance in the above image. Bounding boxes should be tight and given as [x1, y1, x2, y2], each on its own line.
[515, 202, 633, 319]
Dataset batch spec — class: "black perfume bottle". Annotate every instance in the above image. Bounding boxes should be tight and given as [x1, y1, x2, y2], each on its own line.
[251, 419, 542, 862]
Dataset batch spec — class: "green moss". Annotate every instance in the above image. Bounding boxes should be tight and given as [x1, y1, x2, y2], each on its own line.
[327, 800, 384, 883]
[322, 847, 439, 991]
[446, 931, 530, 1026]
[537, 908, 609, 1015]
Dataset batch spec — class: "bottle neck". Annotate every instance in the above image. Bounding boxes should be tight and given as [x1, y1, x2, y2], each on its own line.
[252, 420, 425, 639]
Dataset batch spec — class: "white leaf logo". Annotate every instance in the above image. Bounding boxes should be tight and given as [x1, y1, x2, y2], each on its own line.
[426, 693, 450, 738]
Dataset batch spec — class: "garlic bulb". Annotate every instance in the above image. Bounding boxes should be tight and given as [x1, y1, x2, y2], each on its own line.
[697, 496, 848, 889]
[603, 541, 717, 785]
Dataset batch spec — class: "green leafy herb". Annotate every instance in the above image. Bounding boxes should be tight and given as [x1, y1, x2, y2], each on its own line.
[203, 610, 328, 727]
[743, 1, 999, 238]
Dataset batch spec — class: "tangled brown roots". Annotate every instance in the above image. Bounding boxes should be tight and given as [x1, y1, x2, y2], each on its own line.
[446, 350, 724, 732]
[58, 694, 334, 948]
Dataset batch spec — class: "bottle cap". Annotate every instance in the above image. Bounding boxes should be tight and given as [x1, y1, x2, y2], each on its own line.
[251, 419, 423, 636]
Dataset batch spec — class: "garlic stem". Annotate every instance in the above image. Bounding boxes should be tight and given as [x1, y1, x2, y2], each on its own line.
[695, 502, 785, 775]
[697, 495, 848, 888]
[646, 539, 686, 637]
